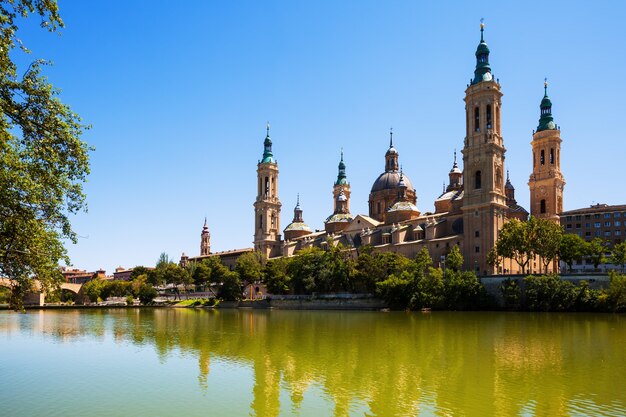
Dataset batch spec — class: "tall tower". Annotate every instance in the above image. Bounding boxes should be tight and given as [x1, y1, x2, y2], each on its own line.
[333, 150, 351, 213]
[200, 217, 211, 256]
[461, 21, 508, 275]
[254, 124, 282, 258]
[529, 80, 565, 222]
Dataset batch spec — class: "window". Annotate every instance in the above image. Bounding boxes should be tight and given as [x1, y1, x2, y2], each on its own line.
[594, 214, 600, 219]
[259, 215, 263, 229]
[605, 231, 611, 237]
[595, 222, 601, 228]
[616, 212, 622, 218]
[616, 230, 622, 236]
[576, 223, 581, 229]
[475, 171, 482, 189]
[540, 199, 546, 214]
[550, 148, 554, 164]
[475, 246, 480, 253]
[486, 104, 492, 128]
[575, 215, 582, 221]
[605, 221, 611, 227]
[595, 230, 601, 237]
[475, 230, 480, 237]
[566, 224, 573, 230]
[604, 213, 611, 219]
[616, 221, 622, 227]
[566, 216, 573, 221]
[540, 150, 545, 165]
[585, 223, 591, 228]
[474, 107, 480, 132]
[585, 231, 591, 237]
[264, 177, 269, 198]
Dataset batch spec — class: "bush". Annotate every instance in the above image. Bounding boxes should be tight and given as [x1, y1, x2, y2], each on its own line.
[375, 271, 412, 309]
[500, 278, 521, 310]
[126, 295, 134, 306]
[443, 271, 483, 310]
[524, 275, 577, 311]
[137, 284, 157, 305]
[607, 271, 626, 312]
[412, 267, 445, 310]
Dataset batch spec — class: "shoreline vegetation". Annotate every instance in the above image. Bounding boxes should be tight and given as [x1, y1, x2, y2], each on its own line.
[2, 244, 625, 313]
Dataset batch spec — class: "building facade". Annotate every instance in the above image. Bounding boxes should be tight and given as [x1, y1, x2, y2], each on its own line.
[185, 23, 569, 277]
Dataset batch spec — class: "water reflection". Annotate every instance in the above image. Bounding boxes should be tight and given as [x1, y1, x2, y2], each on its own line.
[1, 309, 624, 417]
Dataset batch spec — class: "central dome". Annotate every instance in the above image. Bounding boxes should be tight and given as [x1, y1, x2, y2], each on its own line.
[371, 171, 415, 193]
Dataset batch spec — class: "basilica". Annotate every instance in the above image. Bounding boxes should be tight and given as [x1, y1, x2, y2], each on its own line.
[194, 23, 565, 276]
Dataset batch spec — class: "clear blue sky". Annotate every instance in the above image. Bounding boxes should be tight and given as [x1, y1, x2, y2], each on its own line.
[21, 1, 626, 273]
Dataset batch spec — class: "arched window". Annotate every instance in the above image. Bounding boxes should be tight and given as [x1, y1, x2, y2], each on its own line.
[475, 171, 482, 189]
[540, 150, 545, 165]
[540, 199, 546, 214]
[550, 148, 554, 164]
[474, 107, 480, 132]
[533, 152, 536, 167]
[264, 176, 269, 198]
[259, 215, 263, 229]
[486, 104, 492, 129]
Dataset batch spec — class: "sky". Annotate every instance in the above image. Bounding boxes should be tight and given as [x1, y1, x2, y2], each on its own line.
[17, 1, 626, 273]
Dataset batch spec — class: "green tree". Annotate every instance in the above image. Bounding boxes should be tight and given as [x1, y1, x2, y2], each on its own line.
[235, 252, 264, 283]
[0, 1, 91, 309]
[445, 245, 464, 272]
[218, 270, 242, 301]
[130, 266, 151, 281]
[610, 242, 626, 273]
[534, 218, 563, 273]
[82, 279, 107, 303]
[606, 271, 626, 312]
[263, 257, 291, 294]
[491, 218, 534, 274]
[586, 238, 608, 270]
[523, 275, 577, 312]
[443, 270, 483, 310]
[375, 271, 412, 309]
[412, 267, 445, 310]
[559, 234, 587, 273]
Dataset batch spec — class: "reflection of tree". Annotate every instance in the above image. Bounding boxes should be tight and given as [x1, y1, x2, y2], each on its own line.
[3, 309, 625, 416]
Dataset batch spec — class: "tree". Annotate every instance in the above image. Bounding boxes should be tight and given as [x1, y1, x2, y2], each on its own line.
[491, 218, 534, 274]
[0, 1, 90, 309]
[534, 219, 563, 273]
[610, 242, 626, 273]
[218, 270, 242, 301]
[445, 245, 463, 272]
[263, 257, 291, 294]
[559, 234, 587, 273]
[586, 238, 608, 270]
[130, 266, 151, 281]
[235, 252, 264, 283]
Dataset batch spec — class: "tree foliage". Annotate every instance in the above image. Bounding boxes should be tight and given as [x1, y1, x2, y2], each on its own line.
[559, 234, 587, 273]
[0, 1, 90, 309]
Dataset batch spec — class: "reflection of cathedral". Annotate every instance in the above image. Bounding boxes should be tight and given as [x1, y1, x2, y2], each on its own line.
[252, 23, 564, 275]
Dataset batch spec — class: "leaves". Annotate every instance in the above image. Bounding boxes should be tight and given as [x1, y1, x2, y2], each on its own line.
[0, 1, 90, 309]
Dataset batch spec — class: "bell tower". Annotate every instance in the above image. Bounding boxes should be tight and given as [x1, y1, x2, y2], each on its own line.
[461, 21, 508, 275]
[253, 124, 282, 258]
[200, 217, 211, 256]
[333, 150, 351, 213]
[529, 80, 565, 222]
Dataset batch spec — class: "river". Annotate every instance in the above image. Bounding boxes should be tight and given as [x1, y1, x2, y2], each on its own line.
[0, 308, 624, 416]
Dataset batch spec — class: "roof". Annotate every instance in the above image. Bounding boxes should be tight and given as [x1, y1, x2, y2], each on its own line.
[371, 171, 415, 193]
[284, 221, 312, 232]
[325, 213, 354, 224]
[561, 204, 626, 216]
[387, 200, 419, 213]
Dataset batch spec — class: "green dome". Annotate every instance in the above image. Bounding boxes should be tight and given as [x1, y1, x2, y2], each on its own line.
[260, 130, 275, 164]
[537, 83, 557, 132]
[335, 151, 348, 185]
[471, 26, 492, 85]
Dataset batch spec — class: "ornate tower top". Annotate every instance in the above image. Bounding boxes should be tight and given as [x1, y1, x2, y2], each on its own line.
[335, 149, 348, 185]
[472, 19, 493, 85]
[260, 122, 275, 164]
[200, 217, 211, 256]
[385, 128, 399, 172]
[293, 194, 303, 222]
[537, 79, 557, 132]
[447, 150, 463, 192]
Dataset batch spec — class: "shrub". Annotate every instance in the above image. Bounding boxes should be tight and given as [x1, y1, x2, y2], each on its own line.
[375, 271, 412, 309]
[524, 275, 577, 311]
[500, 278, 521, 310]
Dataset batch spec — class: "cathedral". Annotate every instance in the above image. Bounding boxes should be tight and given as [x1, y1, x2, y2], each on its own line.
[198, 23, 565, 276]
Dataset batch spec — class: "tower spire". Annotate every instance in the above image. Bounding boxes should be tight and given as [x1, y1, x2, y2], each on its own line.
[335, 149, 347, 185]
[472, 18, 492, 85]
[261, 122, 275, 163]
[537, 78, 556, 131]
[389, 127, 394, 148]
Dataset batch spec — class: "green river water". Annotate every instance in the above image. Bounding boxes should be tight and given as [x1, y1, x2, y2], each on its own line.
[0, 308, 624, 417]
